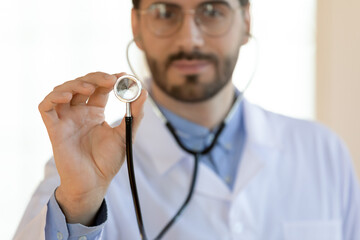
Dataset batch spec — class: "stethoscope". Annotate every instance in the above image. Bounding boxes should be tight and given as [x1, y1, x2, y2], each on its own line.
[113, 37, 258, 240]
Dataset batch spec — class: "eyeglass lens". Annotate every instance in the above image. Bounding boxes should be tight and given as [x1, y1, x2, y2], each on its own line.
[142, 2, 234, 37]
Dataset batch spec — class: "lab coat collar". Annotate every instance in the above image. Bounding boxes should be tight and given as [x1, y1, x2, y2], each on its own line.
[135, 98, 282, 200]
[242, 99, 281, 149]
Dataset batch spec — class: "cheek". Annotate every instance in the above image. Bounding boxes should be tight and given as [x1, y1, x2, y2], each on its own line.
[143, 41, 169, 69]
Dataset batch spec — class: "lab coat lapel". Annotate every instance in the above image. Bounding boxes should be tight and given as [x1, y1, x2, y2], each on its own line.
[134, 100, 191, 175]
[194, 100, 282, 200]
[196, 163, 233, 200]
[232, 100, 281, 196]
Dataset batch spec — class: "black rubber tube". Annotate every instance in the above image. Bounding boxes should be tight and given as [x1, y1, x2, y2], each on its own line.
[126, 116, 148, 240]
[125, 117, 226, 240]
[154, 153, 199, 240]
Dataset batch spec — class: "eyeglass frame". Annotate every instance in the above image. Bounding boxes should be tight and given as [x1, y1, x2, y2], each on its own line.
[135, 1, 244, 38]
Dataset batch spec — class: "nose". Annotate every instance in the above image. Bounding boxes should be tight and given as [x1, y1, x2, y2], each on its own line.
[174, 11, 205, 52]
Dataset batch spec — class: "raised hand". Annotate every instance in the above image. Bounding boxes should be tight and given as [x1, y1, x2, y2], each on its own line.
[38, 72, 147, 225]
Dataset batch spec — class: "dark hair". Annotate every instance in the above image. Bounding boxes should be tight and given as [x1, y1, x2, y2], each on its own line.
[132, 0, 249, 9]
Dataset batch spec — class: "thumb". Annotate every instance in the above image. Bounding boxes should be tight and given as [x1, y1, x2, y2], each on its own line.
[114, 89, 148, 141]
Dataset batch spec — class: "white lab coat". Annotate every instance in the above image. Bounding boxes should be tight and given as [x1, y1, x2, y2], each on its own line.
[14, 99, 360, 240]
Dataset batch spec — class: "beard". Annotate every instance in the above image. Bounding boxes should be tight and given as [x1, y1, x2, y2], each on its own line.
[145, 49, 239, 103]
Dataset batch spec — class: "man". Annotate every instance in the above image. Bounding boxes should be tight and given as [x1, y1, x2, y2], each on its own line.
[15, 0, 360, 239]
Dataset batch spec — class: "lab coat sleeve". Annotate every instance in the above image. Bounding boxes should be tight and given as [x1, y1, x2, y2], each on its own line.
[13, 158, 107, 240]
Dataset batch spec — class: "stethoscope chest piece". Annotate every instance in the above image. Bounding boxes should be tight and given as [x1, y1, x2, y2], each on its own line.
[114, 75, 142, 103]
[114, 75, 142, 117]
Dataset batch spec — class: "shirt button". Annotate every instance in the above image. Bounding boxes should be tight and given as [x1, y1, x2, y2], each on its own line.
[225, 176, 232, 183]
[78, 237, 87, 240]
[233, 222, 243, 234]
[57, 232, 63, 240]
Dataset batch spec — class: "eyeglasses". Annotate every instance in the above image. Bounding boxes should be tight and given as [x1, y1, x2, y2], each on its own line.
[137, 1, 240, 37]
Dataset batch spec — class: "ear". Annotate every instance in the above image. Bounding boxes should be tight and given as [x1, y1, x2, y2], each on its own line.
[131, 8, 144, 50]
[241, 4, 251, 45]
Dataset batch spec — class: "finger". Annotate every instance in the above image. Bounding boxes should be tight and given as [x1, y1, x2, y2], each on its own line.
[114, 89, 148, 140]
[54, 80, 96, 97]
[53, 80, 95, 106]
[86, 87, 111, 108]
[114, 72, 128, 79]
[77, 72, 118, 89]
[38, 91, 72, 123]
[71, 94, 90, 106]
[86, 72, 131, 108]
[130, 89, 148, 134]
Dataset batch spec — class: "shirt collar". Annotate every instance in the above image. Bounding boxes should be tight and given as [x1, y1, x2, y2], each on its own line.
[134, 97, 279, 176]
[156, 91, 244, 153]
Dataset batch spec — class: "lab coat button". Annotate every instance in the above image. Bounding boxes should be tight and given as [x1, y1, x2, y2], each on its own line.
[78, 236, 87, 240]
[56, 232, 63, 240]
[233, 222, 243, 234]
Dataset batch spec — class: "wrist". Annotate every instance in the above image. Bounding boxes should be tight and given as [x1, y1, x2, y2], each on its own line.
[55, 186, 107, 226]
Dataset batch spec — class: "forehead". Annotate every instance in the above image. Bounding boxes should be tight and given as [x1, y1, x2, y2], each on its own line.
[140, 0, 237, 8]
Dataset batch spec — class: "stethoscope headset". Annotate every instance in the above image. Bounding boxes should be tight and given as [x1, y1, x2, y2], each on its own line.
[113, 36, 258, 240]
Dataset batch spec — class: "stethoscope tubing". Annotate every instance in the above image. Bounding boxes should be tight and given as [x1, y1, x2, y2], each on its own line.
[125, 98, 230, 240]
[123, 35, 258, 239]
[125, 116, 148, 240]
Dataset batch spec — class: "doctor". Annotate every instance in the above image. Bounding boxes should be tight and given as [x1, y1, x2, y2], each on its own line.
[15, 0, 360, 239]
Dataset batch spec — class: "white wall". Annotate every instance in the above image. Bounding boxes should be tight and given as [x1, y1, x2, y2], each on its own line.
[0, 0, 316, 239]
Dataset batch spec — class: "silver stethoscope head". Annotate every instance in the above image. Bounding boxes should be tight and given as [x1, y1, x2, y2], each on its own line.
[114, 75, 142, 117]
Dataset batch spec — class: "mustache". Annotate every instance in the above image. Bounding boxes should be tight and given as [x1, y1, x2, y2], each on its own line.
[165, 50, 218, 70]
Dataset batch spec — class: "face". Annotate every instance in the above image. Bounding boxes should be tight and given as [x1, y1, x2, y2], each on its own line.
[132, 0, 250, 102]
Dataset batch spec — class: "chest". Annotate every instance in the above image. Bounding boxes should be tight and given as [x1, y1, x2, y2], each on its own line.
[103, 148, 343, 240]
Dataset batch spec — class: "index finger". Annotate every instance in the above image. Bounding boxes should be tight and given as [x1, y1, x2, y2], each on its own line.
[77, 72, 118, 89]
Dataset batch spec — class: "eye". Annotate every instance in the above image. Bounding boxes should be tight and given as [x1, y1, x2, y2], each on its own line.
[150, 3, 177, 20]
[199, 2, 229, 19]
[202, 3, 224, 17]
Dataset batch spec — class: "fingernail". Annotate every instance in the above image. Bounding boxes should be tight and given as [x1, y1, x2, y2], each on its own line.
[105, 74, 116, 80]
[82, 82, 93, 88]
[62, 92, 72, 98]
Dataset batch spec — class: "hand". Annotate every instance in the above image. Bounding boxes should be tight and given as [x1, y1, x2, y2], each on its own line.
[38, 72, 147, 225]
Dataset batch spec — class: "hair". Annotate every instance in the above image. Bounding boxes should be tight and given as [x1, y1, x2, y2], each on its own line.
[132, 0, 250, 9]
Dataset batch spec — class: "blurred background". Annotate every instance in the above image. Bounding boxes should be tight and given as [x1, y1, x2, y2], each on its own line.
[0, 0, 359, 239]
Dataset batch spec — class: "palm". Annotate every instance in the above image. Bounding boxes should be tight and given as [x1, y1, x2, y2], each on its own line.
[51, 104, 126, 193]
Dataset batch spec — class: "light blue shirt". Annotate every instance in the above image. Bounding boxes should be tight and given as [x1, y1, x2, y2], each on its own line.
[157, 99, 245, 190]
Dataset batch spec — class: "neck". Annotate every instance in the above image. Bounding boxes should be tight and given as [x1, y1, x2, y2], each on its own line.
[151, 81, 235, 129]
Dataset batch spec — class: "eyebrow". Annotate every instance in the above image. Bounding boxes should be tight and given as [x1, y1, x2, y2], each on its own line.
[145, 0, 231, 9]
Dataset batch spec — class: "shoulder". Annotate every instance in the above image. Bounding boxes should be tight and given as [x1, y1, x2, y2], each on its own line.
[244, 99, 344, 147]
[243, 99, 352, 170]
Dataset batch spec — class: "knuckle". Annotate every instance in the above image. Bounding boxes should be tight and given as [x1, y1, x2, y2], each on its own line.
[87, 71, 105, 78]
[38, 102, 43, 112]
[53, 81, 69, 91]
[116, 72, 127, 77]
